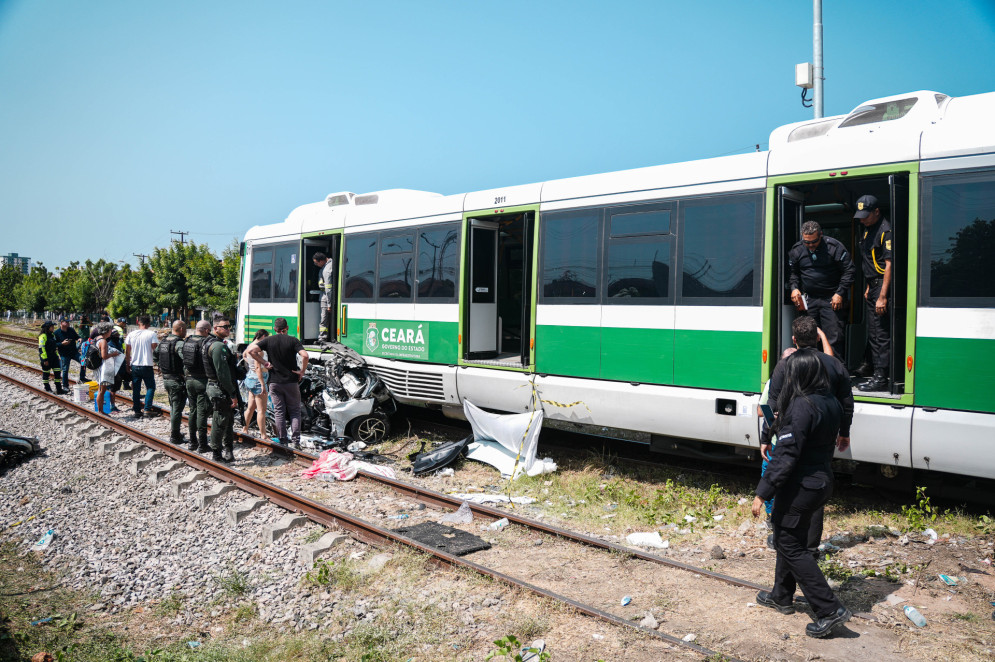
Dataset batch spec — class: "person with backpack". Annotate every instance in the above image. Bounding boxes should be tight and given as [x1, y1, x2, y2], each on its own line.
[54, 318, 81, 393]
[183, 320, 213, 452]
[155, 320, 189, 445]
[77, 316, 92, 381]
[204, 315, 244, 462]
[91, 322, 123, 414]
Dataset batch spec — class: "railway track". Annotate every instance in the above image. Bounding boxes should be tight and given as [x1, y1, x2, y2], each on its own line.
[0, 359, 776, 659]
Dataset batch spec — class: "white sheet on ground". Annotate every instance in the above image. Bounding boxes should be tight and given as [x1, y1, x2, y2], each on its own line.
[448, 493, 538, 505]
[463, 400, 548, 479]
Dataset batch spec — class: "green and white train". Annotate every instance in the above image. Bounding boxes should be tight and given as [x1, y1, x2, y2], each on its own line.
[238, 89, 995, 492]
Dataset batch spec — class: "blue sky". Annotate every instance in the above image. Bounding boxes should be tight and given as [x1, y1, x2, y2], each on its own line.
[1, 0, 993, 270]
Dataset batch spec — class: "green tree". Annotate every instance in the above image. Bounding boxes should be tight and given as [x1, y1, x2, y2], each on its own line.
[188, 238, 241, 316]
[109, 263, 158, 319]
[0, 264, 24, 311]
[80, 259, 121, 313]
[13, 264, 52, 315]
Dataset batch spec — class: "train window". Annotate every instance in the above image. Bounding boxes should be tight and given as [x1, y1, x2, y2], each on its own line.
[540, 209, 601, 301]
[417, 224, 460, 301]
[271, 243, 298, 302]
[921, 171, 995, 307]
[379, 232, 414, 300]
[610, 210, 670, 237]
[837, 97, 918, 128]
[606, 206, 673, 302]
[344, 233, 378, 301]
[679, 194, 762, 303]
[250, 247, 273, 302]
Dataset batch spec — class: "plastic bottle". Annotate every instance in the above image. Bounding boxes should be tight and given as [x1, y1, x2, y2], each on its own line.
[387, 514, 409, 520]
[903, 605, 927, 627]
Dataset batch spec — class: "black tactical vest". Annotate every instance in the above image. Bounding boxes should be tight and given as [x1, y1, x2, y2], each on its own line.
[158, 336, 183, 378]
[182, 335, 207, 377]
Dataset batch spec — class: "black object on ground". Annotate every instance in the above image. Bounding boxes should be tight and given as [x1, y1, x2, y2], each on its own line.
[392, 521, 491, 556]
[410, 436, 471, 475]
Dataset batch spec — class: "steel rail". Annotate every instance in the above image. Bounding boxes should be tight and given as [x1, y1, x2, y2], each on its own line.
[0, 351, 767, 592]
[0, 332, 39, 347]
[0, 369, 744, 661]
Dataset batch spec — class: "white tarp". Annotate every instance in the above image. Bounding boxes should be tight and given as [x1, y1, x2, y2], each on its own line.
[463, 400, 552, 479]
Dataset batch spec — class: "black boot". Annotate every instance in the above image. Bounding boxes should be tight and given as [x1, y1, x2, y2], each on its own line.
[188, 436, 200, 451]
[44, 383, 52, 393]
[211, 448, 223, 461]
[851, 361, 872, 378]
[197, 433, 211, 453]
[55, 383, 66, 395]
[221, 447, 234, 463]
[858, 369, 888, 392]
[805, 606, 851, 638]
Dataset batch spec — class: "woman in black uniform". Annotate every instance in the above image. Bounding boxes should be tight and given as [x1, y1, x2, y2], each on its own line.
[751, 349, 852, 638]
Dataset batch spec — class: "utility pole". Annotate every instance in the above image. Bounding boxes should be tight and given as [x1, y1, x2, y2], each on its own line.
[170, 230, 189, 246]
[813, 0, 824, 118]
[133, 253, 149, 265]
[795, 0, 824, 118]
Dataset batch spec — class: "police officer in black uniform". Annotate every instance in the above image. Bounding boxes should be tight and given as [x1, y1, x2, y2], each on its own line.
[854, 195, 893, 391]
[183, 321, 213, 452]
[788, 220, 855, 361]
[753, 350, 852, 638]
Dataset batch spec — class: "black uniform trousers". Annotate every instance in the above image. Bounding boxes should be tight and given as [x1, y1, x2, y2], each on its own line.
[865, 279, 890, 370]
[770, 472, 842, 619]
[803, 296, 845, 361]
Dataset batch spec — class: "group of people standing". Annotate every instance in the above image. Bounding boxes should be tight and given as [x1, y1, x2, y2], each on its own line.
[786, 193, 893, 391]
[750, 194, 893, 638]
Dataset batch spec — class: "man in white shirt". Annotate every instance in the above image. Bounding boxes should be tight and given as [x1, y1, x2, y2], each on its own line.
[125, 314, 159, 418]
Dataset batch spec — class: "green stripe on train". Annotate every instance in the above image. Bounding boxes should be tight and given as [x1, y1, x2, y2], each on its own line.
[242, 315, 300, 339]
[342, 318, 459, 364]
[915, 337, 995, 413]
[536, 325, 759, 391]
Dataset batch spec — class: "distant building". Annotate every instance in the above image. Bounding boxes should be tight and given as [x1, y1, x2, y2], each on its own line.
[0, 253, 31, 274]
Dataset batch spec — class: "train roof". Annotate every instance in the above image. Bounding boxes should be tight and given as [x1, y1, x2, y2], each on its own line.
[244, 89, 994, 241]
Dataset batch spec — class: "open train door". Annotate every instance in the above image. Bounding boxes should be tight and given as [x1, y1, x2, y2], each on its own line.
[776, 186, 806, 358]
[888, 174, 909, 395]
[465, 219, 499, 359]
[301, 233, 341, 345]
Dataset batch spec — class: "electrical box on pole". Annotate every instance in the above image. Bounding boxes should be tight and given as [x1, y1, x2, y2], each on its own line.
[795, 63, 814, 89]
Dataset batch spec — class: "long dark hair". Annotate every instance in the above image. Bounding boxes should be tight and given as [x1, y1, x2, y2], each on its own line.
[771, 349, 828, 436]
[253, 329, 270, 341]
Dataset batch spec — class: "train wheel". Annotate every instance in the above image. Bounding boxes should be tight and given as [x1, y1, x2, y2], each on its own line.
[348, 413, 390, 444]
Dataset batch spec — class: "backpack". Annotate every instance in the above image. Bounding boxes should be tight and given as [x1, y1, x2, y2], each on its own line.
[85, 340, 103, 371]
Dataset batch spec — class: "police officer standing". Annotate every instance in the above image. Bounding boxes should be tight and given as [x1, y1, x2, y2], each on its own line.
[204, 315, 242, 463]
[38, 321, 65, 395]
[853, 195, 893, 392]
[788, 220, 855, 361]
[183, 320, 212, 452]
[155, 320, 189, 445]
[312, 252, 335, 343]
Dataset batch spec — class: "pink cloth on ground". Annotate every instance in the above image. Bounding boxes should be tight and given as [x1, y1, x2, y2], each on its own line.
[301, 449, 397, 481]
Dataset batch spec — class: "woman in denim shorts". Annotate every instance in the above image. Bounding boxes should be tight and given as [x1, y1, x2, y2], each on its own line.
[241, 329, 270, 435]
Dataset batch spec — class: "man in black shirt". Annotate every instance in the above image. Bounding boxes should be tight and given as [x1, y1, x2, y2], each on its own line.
[54, 318, 81, 393]
[245, 317, 309, 449]
[788, 221, 855, 361]
[854, 195, 893, 391]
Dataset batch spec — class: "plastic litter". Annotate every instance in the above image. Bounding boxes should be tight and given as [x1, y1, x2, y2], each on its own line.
[347, 441, 367, 452]
[626, 532, 669, 549]
[903, 605, 927, 627]
[519, 639, 545, 662]
[30, 616, 55, 626]
[488, 518, 509, 531]
[620, 596, 632, 606]
[187, 641, 201, 649]
[437, 467, 455, 477]
[463, 400, 548, 479]
[684, 515, 696, 523]
[923, 528, 938, 544]
[439, 502, 473, 525]
[682, 633, 697, 642]
[387, 514, 409, 520]
[33, 530, 54, 551]
[938, 574, 958, 586]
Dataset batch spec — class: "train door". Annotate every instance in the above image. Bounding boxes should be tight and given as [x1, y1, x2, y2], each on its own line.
[301, 234, 341, 345]
[462, 210, 536, 368]
[776, 186, 806, 356]
[771, 173, 910, 398]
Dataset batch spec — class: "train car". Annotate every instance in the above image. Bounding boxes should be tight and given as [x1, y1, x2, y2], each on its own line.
[238, 89, 995, 494]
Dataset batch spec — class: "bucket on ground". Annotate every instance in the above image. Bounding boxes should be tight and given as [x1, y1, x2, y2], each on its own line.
[72, 384, 89, 404]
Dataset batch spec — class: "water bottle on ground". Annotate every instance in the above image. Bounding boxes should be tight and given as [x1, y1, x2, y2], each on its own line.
[903, 605, 927, 627]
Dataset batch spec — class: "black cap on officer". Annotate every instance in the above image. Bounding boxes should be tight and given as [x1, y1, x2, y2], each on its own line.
[41, 320, 55, 330]
[853, 195, 879, 219]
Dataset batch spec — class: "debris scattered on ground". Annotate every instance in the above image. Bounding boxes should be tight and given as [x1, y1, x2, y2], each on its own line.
[463, 400, 554, 478]
[449, 493, 537, 505]
[393, 522, 491, 556]
[439, 502, 473, 525]
[639, 611, 659, 629]
[488, 518, 509, 531]
[620, 595, 632, 606]
[710, 545, 726, 560]
[626, 532, 669, 549]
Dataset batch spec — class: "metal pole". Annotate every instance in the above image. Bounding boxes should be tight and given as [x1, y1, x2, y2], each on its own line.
[813, 0, 824, 118]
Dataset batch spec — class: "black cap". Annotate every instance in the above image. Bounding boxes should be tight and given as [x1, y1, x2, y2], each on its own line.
[116, 317, 126, 323]
[41, 320, 54, 329]
[853, 195, 879, 219]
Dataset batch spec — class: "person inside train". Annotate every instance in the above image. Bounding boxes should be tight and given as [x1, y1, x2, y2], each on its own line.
[752, 349, 852, 638]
